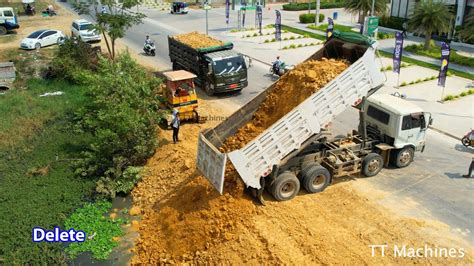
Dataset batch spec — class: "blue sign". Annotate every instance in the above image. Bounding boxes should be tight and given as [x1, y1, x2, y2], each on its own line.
[393, 32, 404, 74]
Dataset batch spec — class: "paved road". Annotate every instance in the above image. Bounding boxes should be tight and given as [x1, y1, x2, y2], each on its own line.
[61, 3, 474, 245]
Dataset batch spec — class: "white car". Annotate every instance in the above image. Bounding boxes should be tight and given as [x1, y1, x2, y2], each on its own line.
[20, 29, 65, 50]
[71, 19, 101, 42]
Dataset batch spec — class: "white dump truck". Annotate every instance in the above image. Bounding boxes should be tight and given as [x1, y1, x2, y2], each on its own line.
[196, 34, 432, 202]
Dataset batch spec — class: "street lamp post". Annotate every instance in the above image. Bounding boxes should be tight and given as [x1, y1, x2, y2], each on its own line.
[371, 0, 375, 16]
[315, 0, 320, 27]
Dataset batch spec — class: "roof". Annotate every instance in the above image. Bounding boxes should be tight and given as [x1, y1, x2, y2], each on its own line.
[367, 94, 423, 115]
[205, 49, 241, 60]
[162, 70, 196, 81]
[73, 19, 92, 25]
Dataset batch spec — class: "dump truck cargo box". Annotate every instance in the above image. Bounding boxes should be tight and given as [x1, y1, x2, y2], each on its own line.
[196, 37, 385, 194]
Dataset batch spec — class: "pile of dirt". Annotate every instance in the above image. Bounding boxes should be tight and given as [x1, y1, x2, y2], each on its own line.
[173, 32, 225, 49]
[220, 58, 349, 153]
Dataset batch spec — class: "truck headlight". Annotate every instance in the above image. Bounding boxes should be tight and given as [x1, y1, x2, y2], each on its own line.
[240, 78, 247, 81]
[216, 83, 225, 86]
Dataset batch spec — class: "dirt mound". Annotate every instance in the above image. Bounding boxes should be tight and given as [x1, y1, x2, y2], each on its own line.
[173, 32, 225, 49]
[220, 58, 349, 153]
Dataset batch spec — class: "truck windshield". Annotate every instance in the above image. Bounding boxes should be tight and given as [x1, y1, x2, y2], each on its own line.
[213, 56, 245, 75]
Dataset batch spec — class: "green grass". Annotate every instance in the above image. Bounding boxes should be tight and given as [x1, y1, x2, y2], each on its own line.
[0, 79, 96, 264]
[443, 89, 474, 101]
[65, 201, 126, 260]
[378, 50, 474, 80]
[405, 44, 474, 68]
[308, 23, 353, 33]
[281, 25, 326, 41]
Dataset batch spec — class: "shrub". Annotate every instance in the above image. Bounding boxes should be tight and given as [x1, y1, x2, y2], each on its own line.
[253, 33, 258, 37]
[289, 44, 296, 49]
[283, 37, 288, 41]
[443, 95, 454, 101]
[297, 44, 303, 47]
[52, 38, 99, 83]
[400, 82, 407, 86]
[290, 36, 296, 40]
[283, 46, 289, 49]
[271, 38, 276, 42]
[264, 39, 270, 43]
[299, 13, 325, 24]
[246, 34, 251, 37]
[460, 92, 467, 97]
[74, 53, 161, 198]
[283, 2, 345, 11]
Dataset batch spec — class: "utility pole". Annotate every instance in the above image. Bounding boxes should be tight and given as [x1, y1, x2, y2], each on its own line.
[315, 0, 320, 27]
[371, 0, 375, 16]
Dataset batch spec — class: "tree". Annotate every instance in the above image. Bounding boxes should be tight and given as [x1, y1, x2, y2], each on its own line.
[408, 0, 453, 50]
[75, 0, 145, 59]
[459, 11, 474, 43]
[344, 0, 388, 24]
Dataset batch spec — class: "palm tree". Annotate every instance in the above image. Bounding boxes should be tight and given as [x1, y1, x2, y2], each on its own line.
[460, 11, 474, 43]
[409, 0, 453, 50]
[344, 0, 388, 24]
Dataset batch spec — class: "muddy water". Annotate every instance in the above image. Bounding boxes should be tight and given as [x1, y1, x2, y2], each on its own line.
[71, 195, 139, 266]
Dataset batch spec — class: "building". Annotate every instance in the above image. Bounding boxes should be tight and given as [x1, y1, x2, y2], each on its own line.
[390, 0, 473, 26]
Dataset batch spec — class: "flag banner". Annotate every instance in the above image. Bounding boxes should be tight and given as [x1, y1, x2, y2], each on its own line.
[257, 5, 263, 34]
[275, 10, 281, 41]
[226, 0, 230, 24]
[327, 17, 334, 40]
[392, 31, 404, 73]
[438, 42, 450, 87]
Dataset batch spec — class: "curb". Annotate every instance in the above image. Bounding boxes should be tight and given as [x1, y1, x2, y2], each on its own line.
[429, 126, 461, 141]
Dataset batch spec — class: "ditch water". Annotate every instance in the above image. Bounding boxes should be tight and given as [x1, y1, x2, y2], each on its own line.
[71, 195, 140, 266]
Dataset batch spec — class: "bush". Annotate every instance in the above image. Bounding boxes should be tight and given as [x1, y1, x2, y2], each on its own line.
[379, 16, 405, 30]
[253, 33, 258, 37]
[377, 32, 395, 39]
[264, 39, 270, 43]
[74, 53, 162, 198]
[52, 38, 99, 84]
[297, 44, 303, 47]
[283, 2, 345, 11]
[289, 44, 296, 49]
[299, 13, 325, 24]
[290, 36, 296, 40]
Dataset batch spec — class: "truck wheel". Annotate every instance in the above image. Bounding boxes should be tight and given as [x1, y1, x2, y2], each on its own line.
[270, 171, 300, 201]
[392, 147, 414, 168]
[0, 26, 7, 35]
[172, 61, 179, 70]
[301, 164, 331, 193]
[204, 83, 214, 96]
[362, 153, 383, 177]
[192, 110, 199, 123]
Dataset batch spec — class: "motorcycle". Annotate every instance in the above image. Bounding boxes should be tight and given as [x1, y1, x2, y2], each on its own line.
[143, 41, 156, 56]
[269, 61, 293, 77]
[461, 130, 474, 147]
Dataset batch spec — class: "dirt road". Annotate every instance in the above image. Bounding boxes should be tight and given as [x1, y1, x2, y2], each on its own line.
[131, 101, 472, 264]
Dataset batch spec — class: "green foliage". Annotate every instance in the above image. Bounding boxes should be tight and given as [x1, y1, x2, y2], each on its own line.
[0, 80, 95, 264]
[377, 50, 473, 80]
[297, 44, 303, 47]
[74, 0, 145, 58]
[459, 11, 474, 43]
[443, 89, 474, 101]
[443, 95, 454, 101]
[253, 33, 258, 37]
[289, 44, 296, 49]
[400, 81, 407, 86]
[282, 45, 288, 49]
[377, 32, 395, 39]
[281, 25, 326, 41]
[96, 166, 143, 198]
[51, 38, 98, 84]
[344, 0, 388, 23]
[74, 53, 161, 198]
[65, 201, 125, 260]
[299, 13, 325, 24]
[290, 36, 296, 40]
[271, 38, 276, 42]
[264, 39, 270, 43]
[408, 1, 453, 49]
[283, 2, 345, 11]
[246, 34, 251, 37]
[405, 44, 474, 68]
[379, 16, 405, 30]
[308, 23, 353, 32]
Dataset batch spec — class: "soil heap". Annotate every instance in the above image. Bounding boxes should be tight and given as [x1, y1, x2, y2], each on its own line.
[173, 32, 225, 49]
[220, 58, 349, 153]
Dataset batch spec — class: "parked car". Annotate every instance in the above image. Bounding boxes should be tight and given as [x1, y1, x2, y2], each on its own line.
[20, 29, 65, 50]
[71, 19, 101, 42]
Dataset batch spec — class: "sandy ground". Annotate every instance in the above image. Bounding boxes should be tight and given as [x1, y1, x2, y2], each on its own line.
[131, 101, 473, 264]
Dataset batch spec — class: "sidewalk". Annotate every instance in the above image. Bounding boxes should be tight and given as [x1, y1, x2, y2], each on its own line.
[283, 21, 474, 75]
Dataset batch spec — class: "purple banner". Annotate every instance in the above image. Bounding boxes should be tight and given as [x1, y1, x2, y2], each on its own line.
[275, 10, 281, 41]
[225, 0, 230, 24]
[438, 42, 450, 87]
[327, 17, 334, 40]
[392, 32, 404, 74]
[257, 5, 262, 34]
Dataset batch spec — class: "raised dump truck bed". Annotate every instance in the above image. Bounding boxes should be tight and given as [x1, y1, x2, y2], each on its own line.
[196, 37, 385, 194]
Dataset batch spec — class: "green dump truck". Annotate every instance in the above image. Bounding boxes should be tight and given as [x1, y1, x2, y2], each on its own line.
[168, 33, 248, 96]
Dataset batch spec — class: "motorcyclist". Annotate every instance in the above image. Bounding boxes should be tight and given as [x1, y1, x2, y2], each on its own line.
[273, 56, 283, 73]
[143, 35, 155, 55]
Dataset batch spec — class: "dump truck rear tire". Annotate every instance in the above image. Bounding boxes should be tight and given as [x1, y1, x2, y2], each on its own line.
[301, 165, 331, 193]
[270, 171, 300, 201]
[204, 82, 214, 96]
[362, 153, 383, 177]
[392, 146, 414, 168]
[0, 26, 7, 35]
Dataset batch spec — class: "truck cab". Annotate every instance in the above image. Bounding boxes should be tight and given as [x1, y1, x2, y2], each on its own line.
[0, 7, 19, 35]
[364, 94, 432, 167]
[204, 50, 248, 94]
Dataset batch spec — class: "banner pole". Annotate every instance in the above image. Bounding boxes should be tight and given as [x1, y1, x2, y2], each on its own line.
[441, 84, 446, 102]
[396, 72, 400, 89]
